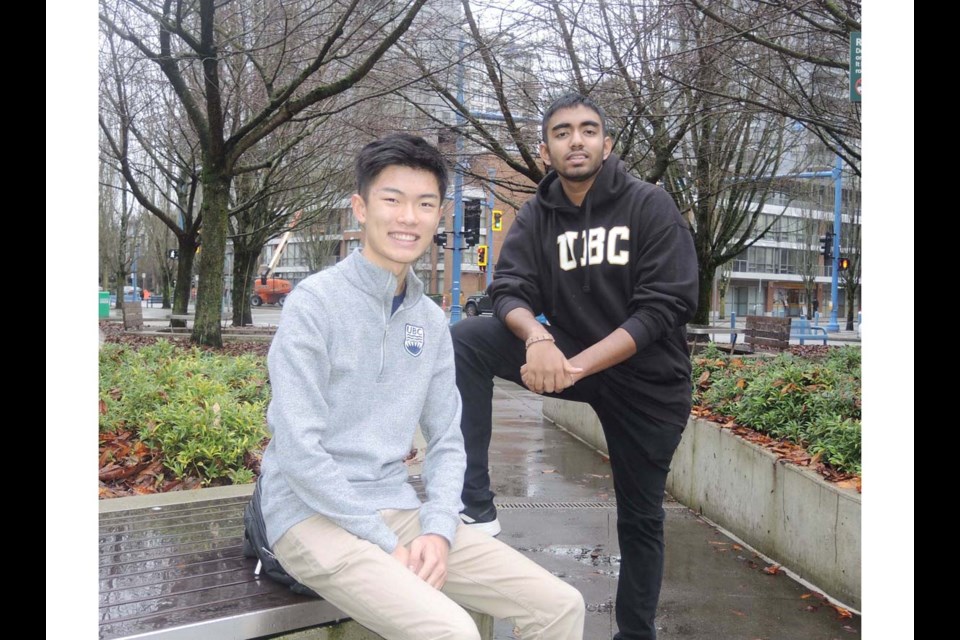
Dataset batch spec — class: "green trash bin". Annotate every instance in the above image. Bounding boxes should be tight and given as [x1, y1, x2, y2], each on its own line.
[99, 291, 110, 318]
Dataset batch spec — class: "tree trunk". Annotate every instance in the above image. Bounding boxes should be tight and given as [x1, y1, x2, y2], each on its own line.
[692, 262, 716, 326]
[192, 175, 230, 347]
[845, 284, 858, 331]
[171, 240, 197, 328]
[114, 277, 125, 310]
[160, 270, 172, 309]
[231, 244, 260, 327]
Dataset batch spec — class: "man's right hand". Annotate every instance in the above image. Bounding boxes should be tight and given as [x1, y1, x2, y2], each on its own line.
[521, 341, 582, 394]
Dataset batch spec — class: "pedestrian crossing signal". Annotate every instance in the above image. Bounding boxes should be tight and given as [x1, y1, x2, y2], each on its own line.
[477, 245, 488, 267]
[838, 257, 850, 271]
[492, 210, 503, 231]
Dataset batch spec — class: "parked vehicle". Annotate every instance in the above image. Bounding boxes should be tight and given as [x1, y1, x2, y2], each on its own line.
[250, 277, 292, 306]
[461, 290, 549, 324]
[463, 290, 493, 316]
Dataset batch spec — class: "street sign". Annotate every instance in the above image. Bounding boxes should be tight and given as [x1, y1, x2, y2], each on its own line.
[850, 31, 861, 103]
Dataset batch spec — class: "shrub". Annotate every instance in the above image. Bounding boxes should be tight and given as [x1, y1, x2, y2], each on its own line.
[99, 340, 270, 484]
[692, 346, 861, 475]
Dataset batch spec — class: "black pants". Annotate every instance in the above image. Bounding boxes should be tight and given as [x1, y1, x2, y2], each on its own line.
[452, 316, 685, 640]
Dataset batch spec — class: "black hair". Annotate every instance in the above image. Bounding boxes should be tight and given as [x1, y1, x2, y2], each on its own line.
[540, 93, 608, 142]
[355, 133, 448, 201]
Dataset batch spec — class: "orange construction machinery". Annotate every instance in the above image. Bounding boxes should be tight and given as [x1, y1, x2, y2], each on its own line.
[250, 211, 301, 307]
[250, 277, 292, 306]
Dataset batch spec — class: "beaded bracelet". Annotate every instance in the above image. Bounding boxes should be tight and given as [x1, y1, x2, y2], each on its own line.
[524, 333, 555, 349]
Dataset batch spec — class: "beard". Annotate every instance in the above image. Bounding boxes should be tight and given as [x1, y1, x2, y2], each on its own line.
[553, 157, 604, 183]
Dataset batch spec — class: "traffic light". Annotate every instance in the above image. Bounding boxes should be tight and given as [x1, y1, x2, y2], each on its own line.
[433, 232, 447, 248]
[167, 249, 179, 259]
[838, 257, 850, 271]
[477, 244, 488, 267]
[819, 232, 833, 260]
[463, 199, 481, 246]
[492, 210, 503, 231]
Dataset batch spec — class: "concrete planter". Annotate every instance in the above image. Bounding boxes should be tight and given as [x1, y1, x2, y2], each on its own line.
[542, 398, 861, 609]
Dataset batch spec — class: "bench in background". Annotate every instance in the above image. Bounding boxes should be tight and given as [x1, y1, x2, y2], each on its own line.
[790, 317, 828, 345]
[744, 315, 792, 352]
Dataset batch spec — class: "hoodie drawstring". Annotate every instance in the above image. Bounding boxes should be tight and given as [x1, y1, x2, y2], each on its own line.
[580, 195, 593, 294]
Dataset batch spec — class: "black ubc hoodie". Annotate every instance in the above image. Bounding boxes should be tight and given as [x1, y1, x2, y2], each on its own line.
[490, 153, 699, 430]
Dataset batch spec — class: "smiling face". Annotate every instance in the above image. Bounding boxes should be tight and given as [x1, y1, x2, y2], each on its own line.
[539, 104, 613, 186]
[351, 165, 443, 286]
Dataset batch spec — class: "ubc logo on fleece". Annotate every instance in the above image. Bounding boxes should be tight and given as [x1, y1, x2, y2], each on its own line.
[404, 324, 424, 357]
[557, 225, 630, 271]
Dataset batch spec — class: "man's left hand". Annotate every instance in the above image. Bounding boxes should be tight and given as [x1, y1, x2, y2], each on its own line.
[407, 534, 450, 589]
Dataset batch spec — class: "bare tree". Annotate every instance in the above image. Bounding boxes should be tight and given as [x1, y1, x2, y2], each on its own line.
[141, 213, 179, 308]
[99, 25, 203, 324]
[685, 0, 861, 175]
[228, 134, 353, 326]
[99, 0, 429, 346]
[647, 3, 808, 324]
[404, 1, 817, 324]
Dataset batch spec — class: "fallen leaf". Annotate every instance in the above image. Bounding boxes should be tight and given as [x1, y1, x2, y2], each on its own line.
[830, 604, 853, 619]
[731, 610, 746, 617]
[542, 469, 556, 474]
[736, 378, 746, 389]
[698, 371, 710, 386]
[800, 593, 813, 599]
[99, 399, 108, 415]
[763, 564, 781, 575]
[834, 478, 860, 490]
[732, 544, 742, 551]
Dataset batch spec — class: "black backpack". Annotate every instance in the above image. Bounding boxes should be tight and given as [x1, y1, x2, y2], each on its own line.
[242, 479, 320, 597]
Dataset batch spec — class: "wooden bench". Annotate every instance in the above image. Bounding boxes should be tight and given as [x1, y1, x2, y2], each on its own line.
[100, 485, 493, 640]
[744, 315, 792, 352]
[790, 317, 828, 345]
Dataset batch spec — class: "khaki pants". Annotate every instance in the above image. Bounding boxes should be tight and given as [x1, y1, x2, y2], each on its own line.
[274, 508, 585, 640]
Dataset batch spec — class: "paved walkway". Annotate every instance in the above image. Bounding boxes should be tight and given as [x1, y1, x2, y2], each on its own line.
[483, 380, 860, 639]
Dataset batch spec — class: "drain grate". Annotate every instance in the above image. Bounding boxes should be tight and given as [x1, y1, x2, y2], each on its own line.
[496, 501, 617, 510]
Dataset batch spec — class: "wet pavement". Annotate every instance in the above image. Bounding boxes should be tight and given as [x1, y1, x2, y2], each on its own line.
[485, 379, 861, 640]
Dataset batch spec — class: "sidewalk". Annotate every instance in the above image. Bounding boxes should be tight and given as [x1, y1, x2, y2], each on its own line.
[482, 379, 860, 639]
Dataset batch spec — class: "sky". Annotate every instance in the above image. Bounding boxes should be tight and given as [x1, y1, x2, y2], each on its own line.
[47, 2, 913, 638]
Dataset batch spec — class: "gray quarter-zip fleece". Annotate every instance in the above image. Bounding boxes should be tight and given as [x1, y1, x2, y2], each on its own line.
[260, 250, 465, 553]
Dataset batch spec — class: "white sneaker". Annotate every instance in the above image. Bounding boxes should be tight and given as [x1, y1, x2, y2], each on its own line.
[459, 504, 501, 537]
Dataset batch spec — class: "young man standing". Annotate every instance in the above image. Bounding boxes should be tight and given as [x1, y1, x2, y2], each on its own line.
[453, 95, 699, 640]
[259, 133, 584, 640]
